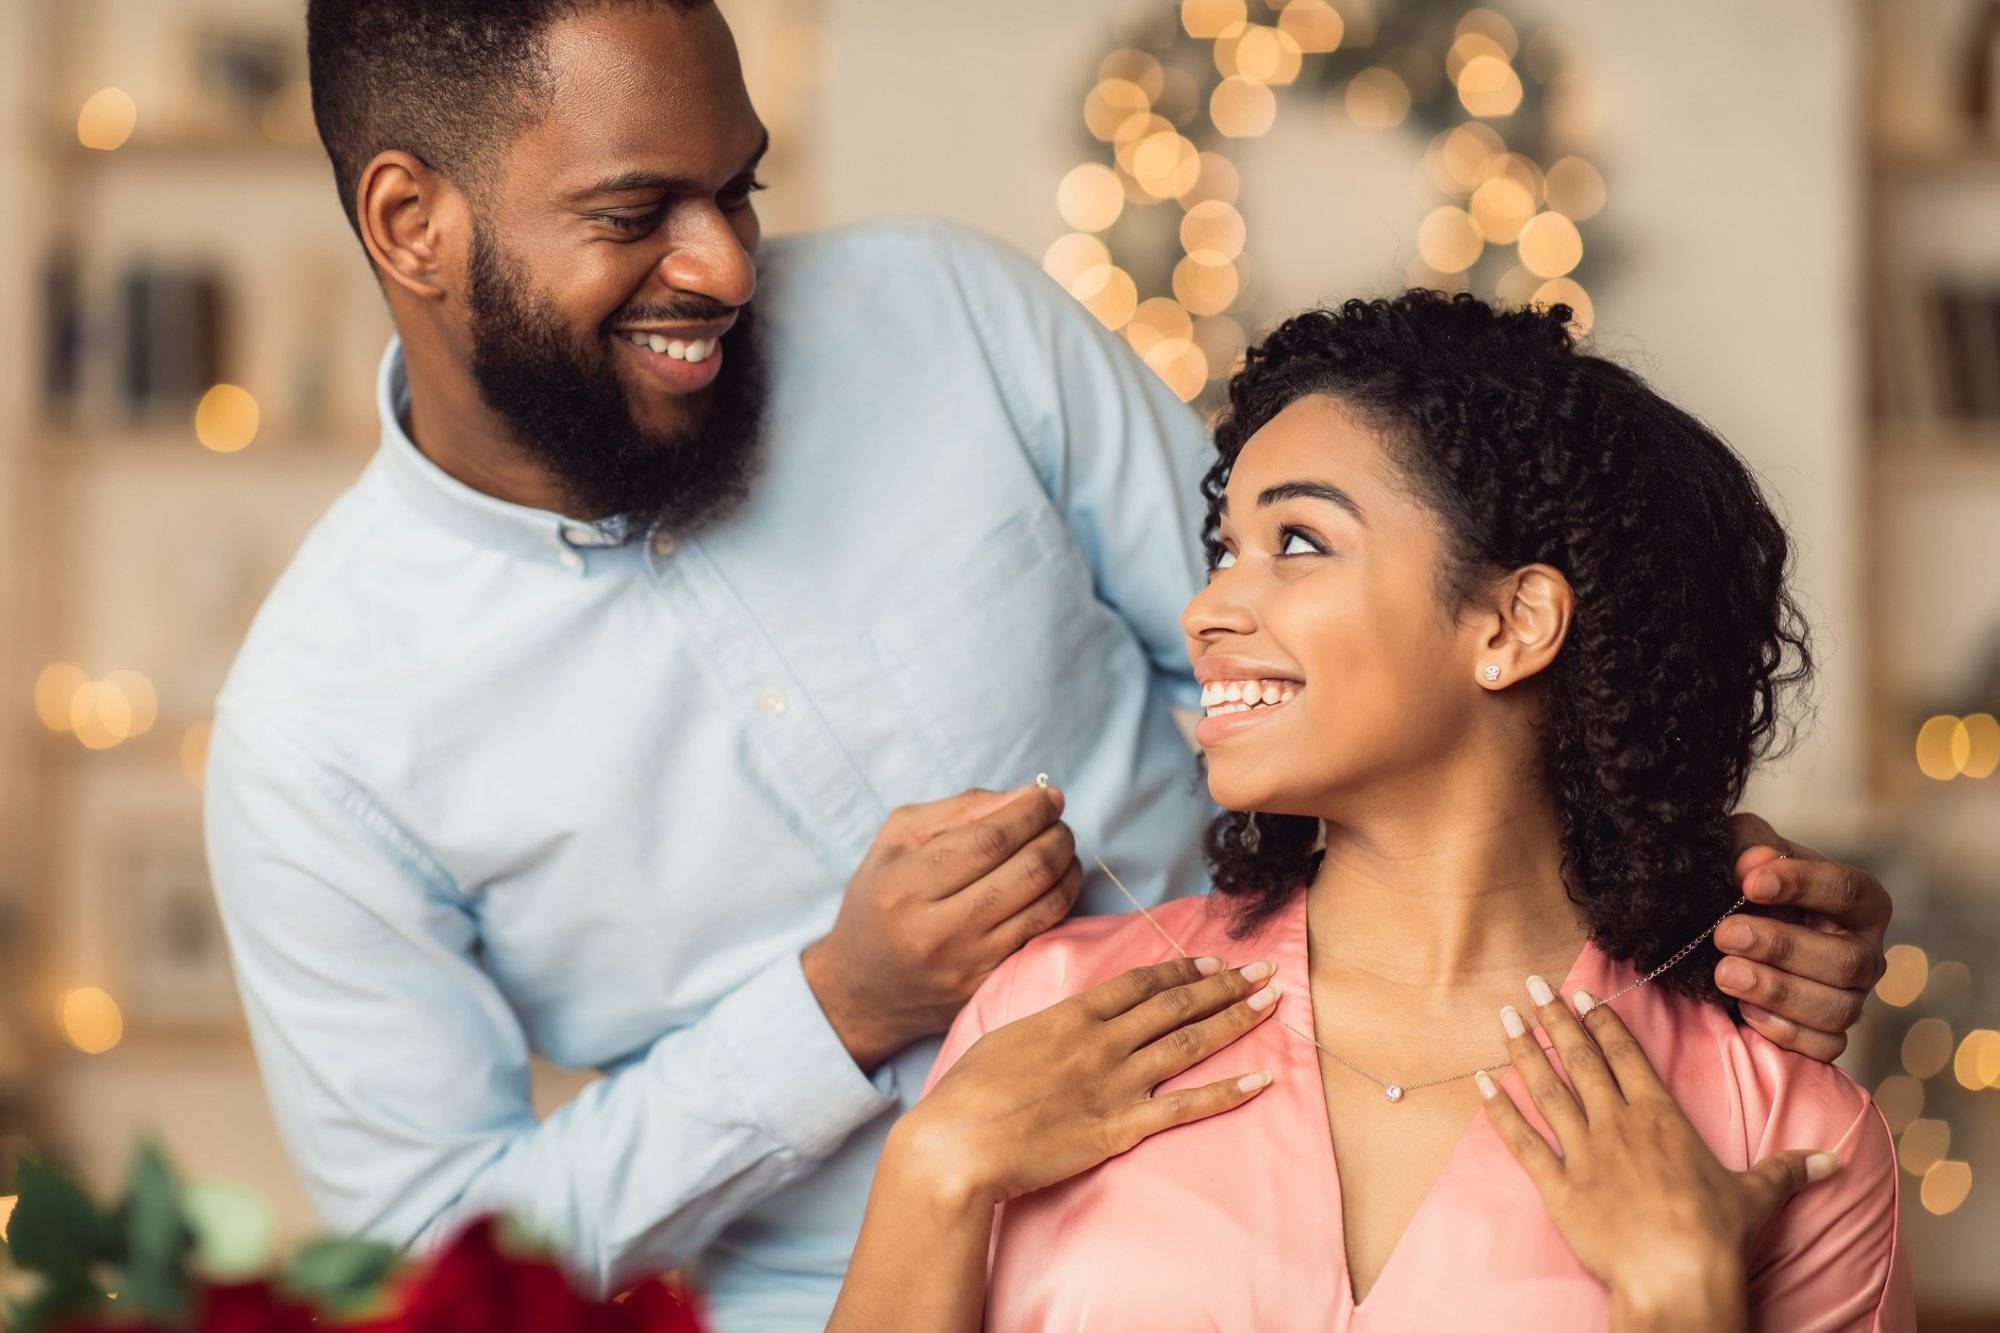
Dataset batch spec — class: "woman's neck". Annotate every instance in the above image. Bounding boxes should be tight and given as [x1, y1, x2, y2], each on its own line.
[1304, 764, 1588, 994]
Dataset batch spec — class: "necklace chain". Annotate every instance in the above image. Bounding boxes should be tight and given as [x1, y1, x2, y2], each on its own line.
[1079, 832, 1752, 1104]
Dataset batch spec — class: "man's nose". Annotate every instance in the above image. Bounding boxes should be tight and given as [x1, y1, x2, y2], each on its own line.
[657, 211, 756, 308]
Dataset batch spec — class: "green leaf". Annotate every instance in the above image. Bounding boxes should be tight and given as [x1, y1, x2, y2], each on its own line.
[4, 1156, 120, 1284]
[116, 1142, 191, 1318]
[180, 1180, 275, 1279]
[282, 1236, 401, 1312]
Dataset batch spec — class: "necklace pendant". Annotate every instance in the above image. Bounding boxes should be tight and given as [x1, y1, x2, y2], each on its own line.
[1384, 1084, 1404, 1103]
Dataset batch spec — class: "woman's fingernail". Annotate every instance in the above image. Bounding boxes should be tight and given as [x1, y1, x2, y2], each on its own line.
[1573, 990, 1597, 1015]
[1237, 1071, 1274, 1093]
[1248, 982, 1282, 1011]
[1500, 1005, 1527, 1038]
[1475, 1069, 1497, 1098]
[1805, 1151, 1841, 1182]
[1194, 956, 1224, 975]
[1526, 975, 1554, 1007]
[1240, 960, 1276, 983]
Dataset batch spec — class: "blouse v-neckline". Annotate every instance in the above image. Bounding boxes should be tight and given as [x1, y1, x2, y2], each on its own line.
[1269, 892, 1595, 1315]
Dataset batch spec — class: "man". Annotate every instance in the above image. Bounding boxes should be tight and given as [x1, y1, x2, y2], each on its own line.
[205, 2, 1892, 1328]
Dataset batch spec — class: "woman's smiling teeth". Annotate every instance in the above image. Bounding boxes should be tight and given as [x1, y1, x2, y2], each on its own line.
[622, 331, 719, 363]
[1200, 679, 1299, 716]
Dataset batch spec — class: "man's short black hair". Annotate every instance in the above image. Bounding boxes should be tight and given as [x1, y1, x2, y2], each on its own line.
[306, 0, 704, 242]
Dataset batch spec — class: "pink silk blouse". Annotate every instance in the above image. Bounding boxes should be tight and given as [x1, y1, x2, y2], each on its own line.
[922, 892, 1913, 1332]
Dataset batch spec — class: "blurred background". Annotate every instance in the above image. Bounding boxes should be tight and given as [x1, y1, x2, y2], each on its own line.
[0, 0, 1995, 1322]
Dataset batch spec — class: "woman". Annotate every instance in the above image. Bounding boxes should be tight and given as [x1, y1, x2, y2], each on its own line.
[830, 293, 1911, 1331]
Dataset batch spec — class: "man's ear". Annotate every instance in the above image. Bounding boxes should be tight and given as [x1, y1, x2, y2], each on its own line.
[357, 150, 467, 302]
[1473, 564, 1573, 691]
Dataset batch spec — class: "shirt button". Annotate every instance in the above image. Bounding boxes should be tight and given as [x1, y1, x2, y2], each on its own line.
[651, 531, 677, 557]
[557, 549, 584, 572]
[758, 689, 788, 716]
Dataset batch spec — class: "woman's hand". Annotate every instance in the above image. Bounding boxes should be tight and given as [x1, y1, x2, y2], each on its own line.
[889, 954, 1282, 1210]
[1477, 977, 1840, 1333]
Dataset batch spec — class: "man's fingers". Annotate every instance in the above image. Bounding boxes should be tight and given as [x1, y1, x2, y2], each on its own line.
[1736, 1000, 1849, 1062]
[1714, 956, 1866, 1034]
[987, 859, 1084, 954]
[920, 787, 1066, 893]
[1740, 1149, 1840, 1227]
[956, 820, 1077, 931]
[1726, 812, 1814, 864]
[1742, 857, 1891, 941]
[1714, 913, 1881, 991]
[902, 784, 1060, 847]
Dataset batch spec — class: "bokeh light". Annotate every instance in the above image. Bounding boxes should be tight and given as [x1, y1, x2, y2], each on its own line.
[1211, 76, 1278, 137]
[60, 987, 124, 1054]
[1073, 264, 1139, 329]
[34, 662, 88, 732]
[1181, 200, 1247, 265]
[1915, 714, 1965, 780]
[195, 384, 260, 453]
[1178, 151, 1241, 207]
[77, 88, 137, 151]
[1343, 67, 1412, 130]
[1182, 0, 1247, 39]
[1098, 48, 1166, 102]
[1518, 211, 1584, 277]
[1544, 156, 1608, 220]
[104, 669, 158, 737]
[1903, 1018, 1956, 1080]
[1874, 1074, 1924, 1134]
[1044, 233, 1112, 289]
[1417, 206, 1483, 273]
[1532, 277, 1594, 333]
[1172, 255, 1240, 316]
[1084, 78, 1153, 141]
[1877, 943, 1930, 1007]
[1470, 175, 1537, 243]
[1960, 712, 2000, 778]
[1456, 54, 1523, 117]
[1898, 1118, 1950, 1176]
[1921, 1160, 1973, 1216]
[1278, 0, 1344, 54]
[1057, 163, 1125, 232]
[1955, 1029, 2000, 1090]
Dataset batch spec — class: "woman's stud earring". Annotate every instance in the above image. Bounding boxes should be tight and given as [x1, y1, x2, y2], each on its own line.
[1482, 664, 1502, 683]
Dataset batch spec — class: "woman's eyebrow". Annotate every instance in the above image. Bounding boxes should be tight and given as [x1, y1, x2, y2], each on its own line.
[1256, 480, 1366, 525]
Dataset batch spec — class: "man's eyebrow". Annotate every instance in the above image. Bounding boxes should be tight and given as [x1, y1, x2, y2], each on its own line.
[1256, 480, 1367, 524]
[571, 130, 771, 201]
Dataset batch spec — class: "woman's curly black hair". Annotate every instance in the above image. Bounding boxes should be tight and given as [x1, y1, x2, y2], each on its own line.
[1201, 291, 1813, 1002]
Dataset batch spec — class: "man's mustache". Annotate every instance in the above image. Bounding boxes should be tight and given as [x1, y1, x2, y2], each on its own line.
[606, 298, 747, 329]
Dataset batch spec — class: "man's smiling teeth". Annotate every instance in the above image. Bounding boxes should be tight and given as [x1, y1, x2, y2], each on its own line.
[622, 332, 718, 363]
[1200, 679, 1299, 715]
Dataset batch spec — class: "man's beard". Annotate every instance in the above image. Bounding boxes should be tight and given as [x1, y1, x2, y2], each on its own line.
[465, 222, 766, 531]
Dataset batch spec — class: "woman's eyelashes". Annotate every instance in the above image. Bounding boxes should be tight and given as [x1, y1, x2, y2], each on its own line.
[1207, 526, 1331, 575]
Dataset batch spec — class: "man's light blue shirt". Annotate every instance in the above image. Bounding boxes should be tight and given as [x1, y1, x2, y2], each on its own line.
[205, 217, 1215, 1331]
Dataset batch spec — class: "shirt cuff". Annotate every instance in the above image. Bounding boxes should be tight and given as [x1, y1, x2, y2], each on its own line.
[697, 945, 901, 1163]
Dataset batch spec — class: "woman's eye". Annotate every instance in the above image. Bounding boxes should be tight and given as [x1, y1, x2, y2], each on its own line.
[1280, 530, 1320, 556]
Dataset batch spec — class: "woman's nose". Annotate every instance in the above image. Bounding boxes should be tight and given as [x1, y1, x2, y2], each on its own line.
[1181, 565, 1258, 643]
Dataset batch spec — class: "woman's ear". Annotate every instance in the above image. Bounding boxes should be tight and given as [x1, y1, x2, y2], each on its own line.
[1475, 564, 1573, 690]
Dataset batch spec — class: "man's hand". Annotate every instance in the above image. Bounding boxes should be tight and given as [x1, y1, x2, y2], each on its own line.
[1712, 813, 1892, 1062]
[802, 785, 1082, 1072]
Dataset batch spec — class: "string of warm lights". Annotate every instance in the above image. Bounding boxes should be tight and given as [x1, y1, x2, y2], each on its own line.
[1871, 943, 1996, 1217]
[1045, 0, 1609, 404]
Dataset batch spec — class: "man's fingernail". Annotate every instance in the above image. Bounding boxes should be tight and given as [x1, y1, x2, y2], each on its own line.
[1737, 1000, 1791, 1032]
[1749, 870, 1781, 900]
[1526, 975, 1554, 1007]
[1805, 1151, 1841, 1182]
[1194, 956, 1224, 976]
[1501, 1006, 1527, 1038]
[1717, 919, 1755, 950]
[1717, 957, 1755, 991]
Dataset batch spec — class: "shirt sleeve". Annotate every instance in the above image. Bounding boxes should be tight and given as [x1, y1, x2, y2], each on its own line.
[1746, 1067, 1914, 1332]
[931, 220, 1211, 712]
[203, 711, 899, 1294]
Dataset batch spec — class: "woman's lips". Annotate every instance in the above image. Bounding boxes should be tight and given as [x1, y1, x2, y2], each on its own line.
[1193, 681, 1302, 747]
